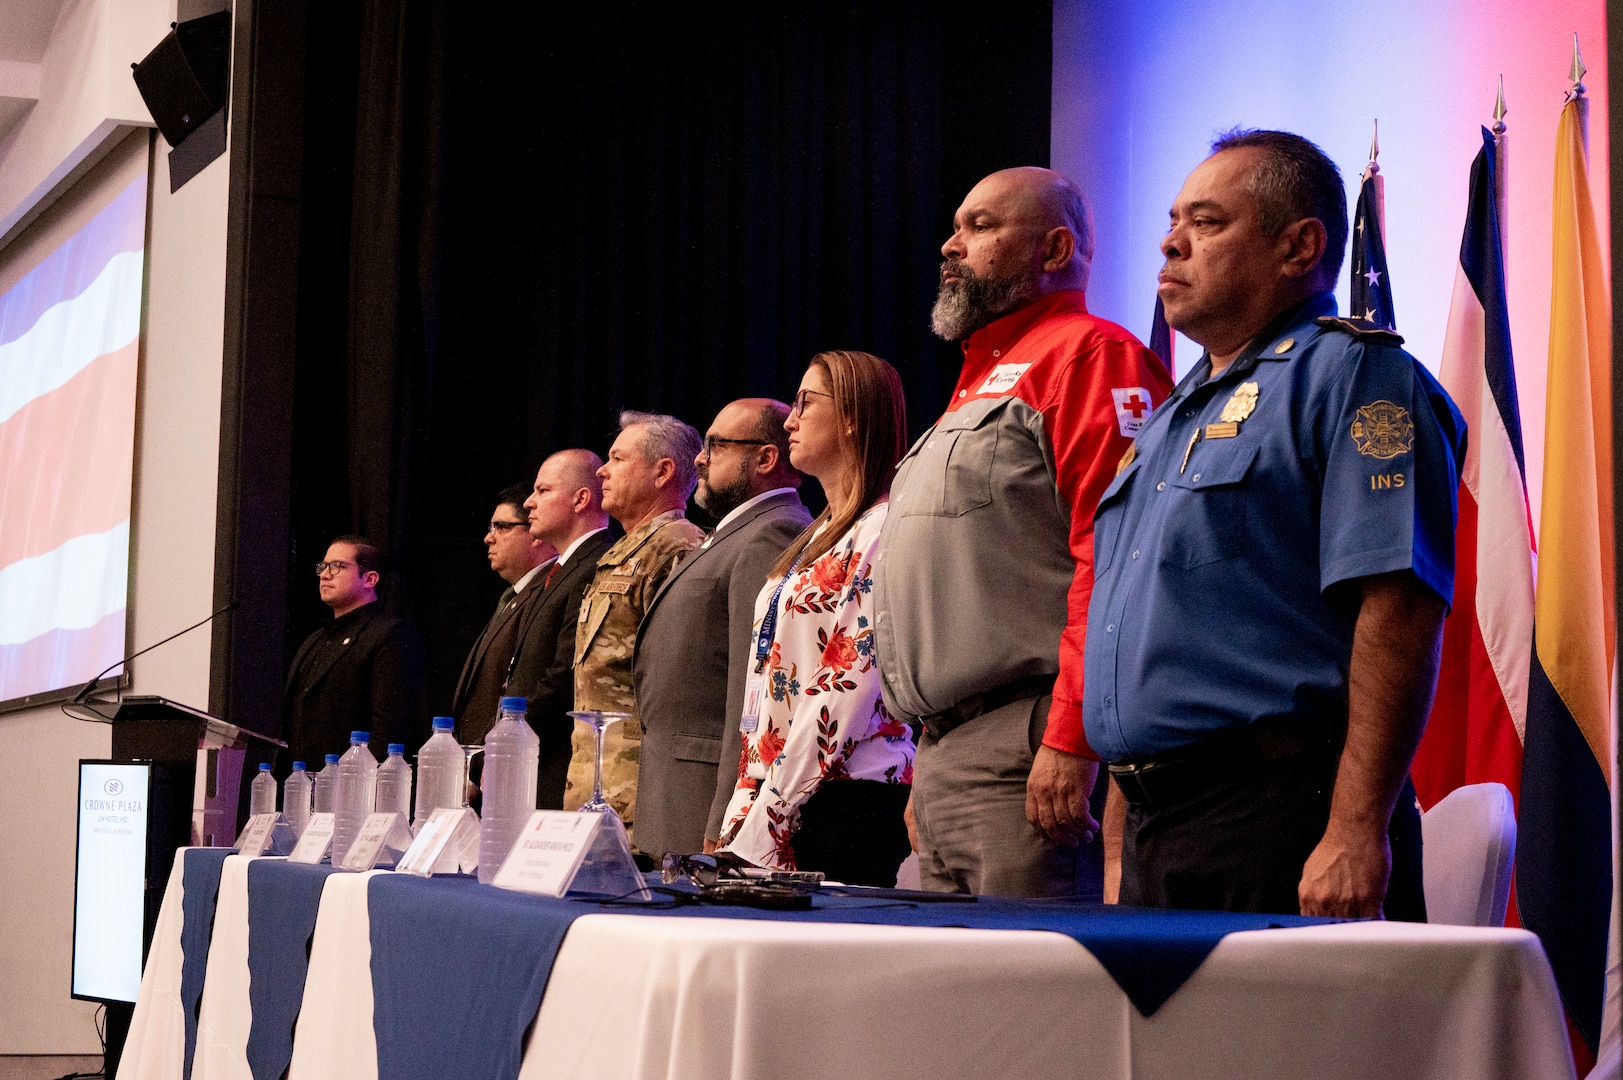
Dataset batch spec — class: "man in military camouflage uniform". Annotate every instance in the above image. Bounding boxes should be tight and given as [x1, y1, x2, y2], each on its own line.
[567, 411, 706, 834]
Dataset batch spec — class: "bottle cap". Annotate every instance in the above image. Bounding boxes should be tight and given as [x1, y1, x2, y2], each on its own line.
[326, 754, 341, 764]
[292, 761, 307, 771]
[499, 696, 527, 712]
[350, 731, 370, 743]
[432, 716, 456, 730]
[388, 744, 405, 754]
[259, 762, 272, 771]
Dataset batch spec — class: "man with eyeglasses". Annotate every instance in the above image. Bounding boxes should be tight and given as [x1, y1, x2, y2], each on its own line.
[449, 484, 558, 746]
[873, 167, 1172, 898]
[635, 399, 810, 857]
[282, 535, 426, 774]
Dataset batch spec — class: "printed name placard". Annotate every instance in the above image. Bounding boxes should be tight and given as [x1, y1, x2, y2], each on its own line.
[235, 813, 279, 857]
[289, 813, 335, 864]
[339, 812, 414, 872]
[491, 812, 600, 896]
[396, 807, 480, 877]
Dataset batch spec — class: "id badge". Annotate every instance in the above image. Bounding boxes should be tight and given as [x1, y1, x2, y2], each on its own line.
[740, 672, 766, 733]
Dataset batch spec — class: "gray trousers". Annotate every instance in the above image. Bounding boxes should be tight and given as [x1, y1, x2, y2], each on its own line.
[911, 694, 1103, 898]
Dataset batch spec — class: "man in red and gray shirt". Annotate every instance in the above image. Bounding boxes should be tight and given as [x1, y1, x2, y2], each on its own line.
[874, 167, 1172, 897]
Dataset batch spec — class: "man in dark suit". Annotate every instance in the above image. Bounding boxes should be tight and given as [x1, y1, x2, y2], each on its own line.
[507, 449, 615, 808]
[282, 535, 427, 771]
[450, 485, 557, 745]
[633, 399, 811, 856]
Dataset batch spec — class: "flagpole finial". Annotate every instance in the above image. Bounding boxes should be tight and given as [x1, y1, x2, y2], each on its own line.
[1567, 34, 1586, 100]
[1363, 119, 1380, 178]
[1492, 75, 1508, 136]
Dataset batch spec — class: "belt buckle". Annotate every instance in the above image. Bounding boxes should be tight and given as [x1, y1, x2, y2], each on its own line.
[1108, 761, 1160, 806]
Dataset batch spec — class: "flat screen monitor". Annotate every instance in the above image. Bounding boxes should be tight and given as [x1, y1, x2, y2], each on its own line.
[72, 760, 151, 1003]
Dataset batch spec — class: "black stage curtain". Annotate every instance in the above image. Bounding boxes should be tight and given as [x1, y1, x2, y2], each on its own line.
[273, 1, 1052, 728]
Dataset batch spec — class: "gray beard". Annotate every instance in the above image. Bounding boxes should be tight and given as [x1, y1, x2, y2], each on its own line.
[930, 263, 1038, 341]
[696, 467, 754, 520]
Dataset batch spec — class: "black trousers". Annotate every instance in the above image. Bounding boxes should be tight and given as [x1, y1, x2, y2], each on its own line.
[792, 780, 913, 887]
[1119, 746, 1426, 921]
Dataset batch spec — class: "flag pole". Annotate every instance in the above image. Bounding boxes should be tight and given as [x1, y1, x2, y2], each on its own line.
[1361, 119, 1385, 241]
[1568, 33, 1589, 153]
[1492, 77, 1508, 264]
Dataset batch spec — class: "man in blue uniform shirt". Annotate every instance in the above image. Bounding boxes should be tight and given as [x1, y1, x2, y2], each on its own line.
[1085, 130, 1465, 918]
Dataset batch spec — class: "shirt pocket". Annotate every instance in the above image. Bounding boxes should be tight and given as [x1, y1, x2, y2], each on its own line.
[1092, 464, 1137, 573]
[574, 592, 612, 665]
[673, 733, 722, 764]
[899, 403, 1001, 517]
[1163, 444, 1257, 569]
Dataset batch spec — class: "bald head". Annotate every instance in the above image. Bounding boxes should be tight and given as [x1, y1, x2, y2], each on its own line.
[547, 448, 604, 498]
[524, 448, 609, 550]
[932, 167, 1094, 340]
[988, 167, 1094, 270]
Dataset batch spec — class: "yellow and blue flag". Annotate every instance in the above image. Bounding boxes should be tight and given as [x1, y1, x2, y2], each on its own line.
[1518, 96, 1615, 1055]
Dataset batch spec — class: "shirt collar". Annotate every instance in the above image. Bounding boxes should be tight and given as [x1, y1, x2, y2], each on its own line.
[511, 558, 555, 593]
[712, 487, 797, 535]
[328, 600, 375, 631]
[559, 527, 608, 566]
[962, 290, 1089, 358]
[1178, 293, 1337, 396]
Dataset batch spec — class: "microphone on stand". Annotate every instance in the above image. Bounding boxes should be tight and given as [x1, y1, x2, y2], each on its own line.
[64, 601, 240, 718]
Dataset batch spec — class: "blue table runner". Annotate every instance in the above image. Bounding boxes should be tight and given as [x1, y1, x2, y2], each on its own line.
[244, 859, 340, 1080]
[367, 873, 1334, 1080]
[178, 847, 233, 1080]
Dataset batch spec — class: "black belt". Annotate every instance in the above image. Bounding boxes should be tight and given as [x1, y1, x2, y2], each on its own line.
[919, 674, 1057, 740]
[1107, 721, 1336, 807]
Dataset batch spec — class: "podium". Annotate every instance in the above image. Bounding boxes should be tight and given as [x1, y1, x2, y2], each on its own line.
[103, 695, 285, 846]
[74, 697, 283, 1074]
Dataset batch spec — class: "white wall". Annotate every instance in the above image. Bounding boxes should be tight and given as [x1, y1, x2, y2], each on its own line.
[0, 0, 227, 1054]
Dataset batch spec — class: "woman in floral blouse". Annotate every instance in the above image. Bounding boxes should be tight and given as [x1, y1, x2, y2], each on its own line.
[716, 350, 915, 885]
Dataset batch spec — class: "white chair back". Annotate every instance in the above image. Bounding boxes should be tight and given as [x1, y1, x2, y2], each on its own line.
[1420, 781, 1516, 927]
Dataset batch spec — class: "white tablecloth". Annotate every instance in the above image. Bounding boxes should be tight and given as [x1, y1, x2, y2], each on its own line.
[519, 915, 1574, 1080]
[119, 850, 1577, 1080]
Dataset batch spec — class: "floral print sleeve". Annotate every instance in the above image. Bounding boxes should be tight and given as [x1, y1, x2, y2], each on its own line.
[717, 501, 915, 869]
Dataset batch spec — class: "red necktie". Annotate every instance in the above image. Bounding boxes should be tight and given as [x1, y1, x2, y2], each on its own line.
[543, 563, 560, 589]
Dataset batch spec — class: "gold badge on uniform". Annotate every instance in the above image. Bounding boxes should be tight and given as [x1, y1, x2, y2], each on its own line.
[1274, 338, 1295, 354]
[1116, 444, 1136, 475]
[1218, 381, 1259, 424]
[1350, 400, 1415, 459]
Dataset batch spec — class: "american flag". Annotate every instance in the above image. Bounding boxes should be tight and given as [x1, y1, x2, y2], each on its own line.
[1348, 160, 1397, 332]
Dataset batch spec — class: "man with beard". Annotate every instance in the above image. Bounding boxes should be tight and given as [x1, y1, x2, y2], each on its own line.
[633, 399, 810, 856]
[873, 167, 1173, 897]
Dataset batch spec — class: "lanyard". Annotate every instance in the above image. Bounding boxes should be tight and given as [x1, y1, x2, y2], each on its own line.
[753, 547, 812, 672]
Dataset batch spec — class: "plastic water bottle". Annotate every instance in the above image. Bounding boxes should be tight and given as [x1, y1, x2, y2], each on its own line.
[376, 744, 413, 821]
[284, 761, 313, 835]
[478, 697, 539, 884]
[313, 754, 341, 814]
[332, 732, 378, 864]
[249, 763, 277, 817]
[414, 716, 466, 833]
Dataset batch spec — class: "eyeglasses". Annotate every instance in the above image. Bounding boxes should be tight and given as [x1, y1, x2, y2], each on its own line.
[488, 520, 529, 533]
[315, 560, 352, 576]
[660, 851, 719, 887]
[703, 436, 769, 456]
[791, 388, 833, 416]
